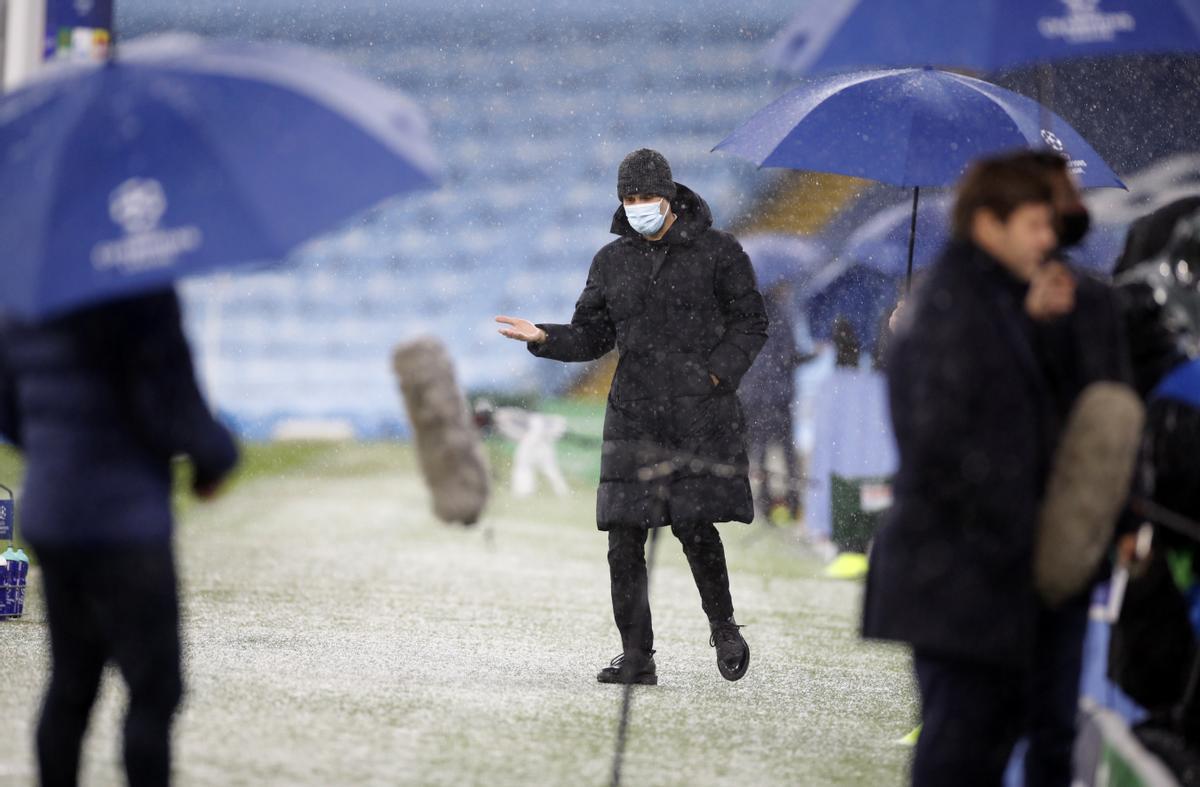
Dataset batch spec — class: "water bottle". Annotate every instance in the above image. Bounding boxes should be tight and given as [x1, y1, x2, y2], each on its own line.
[11, 549, 28, 617]
[0, 555, 9, 618]
[0, 547, 14, 618]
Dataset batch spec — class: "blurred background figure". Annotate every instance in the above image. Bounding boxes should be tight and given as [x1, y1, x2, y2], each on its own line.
[475, 400, 569, 498]
[740, 279, 814, 524]
[804, 315, 896, 559]
[0, 290, 239, 787]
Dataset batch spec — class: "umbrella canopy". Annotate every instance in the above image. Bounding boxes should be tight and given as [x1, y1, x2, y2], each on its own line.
[841, 193, 954, 277]
[806, 192, 1132, 346]
[738, 233, 830, 295]
[842, 193, 1127, 277]
[0, 34, 441, 320]
[713, 67, 1123, 189]
[767, 0, 1200, 77]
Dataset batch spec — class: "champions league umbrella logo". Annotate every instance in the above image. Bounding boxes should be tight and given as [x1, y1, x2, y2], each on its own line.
[1038, 0, 1137, 45]
[1041, 129, 1090, 178]
[91, 178, 203, 274]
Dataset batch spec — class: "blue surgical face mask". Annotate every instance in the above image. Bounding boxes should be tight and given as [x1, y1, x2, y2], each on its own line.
[624, 199, 667, 236]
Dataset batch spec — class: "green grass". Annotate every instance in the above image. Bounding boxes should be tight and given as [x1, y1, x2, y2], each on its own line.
[0, 417, 917, 786]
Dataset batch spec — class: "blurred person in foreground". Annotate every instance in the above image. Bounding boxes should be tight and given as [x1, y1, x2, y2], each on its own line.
[0, 289, 239, 787]
[495, 148, 767, 684]
[862, 152, 1069, 787]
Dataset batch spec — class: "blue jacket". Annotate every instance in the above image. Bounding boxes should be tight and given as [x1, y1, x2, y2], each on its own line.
[0, 290, 238, 546]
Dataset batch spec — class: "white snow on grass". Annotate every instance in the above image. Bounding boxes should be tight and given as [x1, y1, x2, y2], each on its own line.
[0, 443, 915, 786]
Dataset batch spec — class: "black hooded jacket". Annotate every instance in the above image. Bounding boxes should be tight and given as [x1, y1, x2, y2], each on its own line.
[529, 183, 768, 529]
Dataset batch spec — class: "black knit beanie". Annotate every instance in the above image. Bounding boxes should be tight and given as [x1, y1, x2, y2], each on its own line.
[617, 149, 677, 201]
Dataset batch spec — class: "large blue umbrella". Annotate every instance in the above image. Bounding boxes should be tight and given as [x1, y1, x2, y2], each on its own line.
[845, 193, 1126, 276]
[767, 0, 1200, 77]
[0, 34, 441, 320]
[714, 67, 1123, 288]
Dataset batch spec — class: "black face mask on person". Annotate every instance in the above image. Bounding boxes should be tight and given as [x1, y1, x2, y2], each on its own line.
[1058, 209, 1092, 249]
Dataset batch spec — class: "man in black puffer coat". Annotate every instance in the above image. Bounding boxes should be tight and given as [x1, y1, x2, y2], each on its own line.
[497, 149, 767, 684]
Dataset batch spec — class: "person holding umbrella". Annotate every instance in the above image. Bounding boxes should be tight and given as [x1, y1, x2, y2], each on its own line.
[496, 149, 767, 684]
[0, 289, 239, 787]
[861, 152, 1065, 786]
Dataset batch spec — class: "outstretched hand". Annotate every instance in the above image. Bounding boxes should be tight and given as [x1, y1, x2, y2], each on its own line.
[495, 315, 546, 344]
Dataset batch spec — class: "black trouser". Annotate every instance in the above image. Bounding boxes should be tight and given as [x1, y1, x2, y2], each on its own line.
[913, 596, 1090, 787]
[607, 522, 734, 654]
[35, 543, 183, 787]
[1024, 594, 1090, 787]
[912, 653, 1026, 787]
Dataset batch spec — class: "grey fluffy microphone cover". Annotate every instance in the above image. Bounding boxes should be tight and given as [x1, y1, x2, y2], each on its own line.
[1035, 382, 1144, 606]
[392, 337, 491, 525]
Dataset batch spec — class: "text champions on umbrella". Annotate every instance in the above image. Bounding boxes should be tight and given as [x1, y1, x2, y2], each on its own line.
[1038, 1, 1136, 46]
[91, 178, 203, 274]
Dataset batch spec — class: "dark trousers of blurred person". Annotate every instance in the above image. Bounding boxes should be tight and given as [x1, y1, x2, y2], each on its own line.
[745, 404, 801, 519]
[607, 521, 734, 655]
[912, 593, 1091, 787]
[1024, 594, 1091, 787]
[35, 544, 182, 787]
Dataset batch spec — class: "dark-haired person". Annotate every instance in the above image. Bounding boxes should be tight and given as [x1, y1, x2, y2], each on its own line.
[495, 149, 767, 684]
[862, 152, 1063, 787]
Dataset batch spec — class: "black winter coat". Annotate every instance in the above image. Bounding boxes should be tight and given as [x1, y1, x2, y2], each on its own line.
[862, 241, 1059, 669]
[529, 183, 768, 529]
[0, 289, 239, 546]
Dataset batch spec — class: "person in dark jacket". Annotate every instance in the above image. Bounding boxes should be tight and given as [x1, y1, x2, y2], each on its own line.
[739, 281, 813, 521]
[862, 153, 1062, 787]
[496, 149, 768, 684]
[0, 288, 239, 787]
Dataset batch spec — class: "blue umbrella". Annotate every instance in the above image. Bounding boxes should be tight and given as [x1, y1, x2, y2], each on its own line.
[0, 34, 441, 320]
[810, 199, 1126, 346]
[768, 0, 1200, 77]
[714, 67, 1124, 288]
[738, 233, 830, 295]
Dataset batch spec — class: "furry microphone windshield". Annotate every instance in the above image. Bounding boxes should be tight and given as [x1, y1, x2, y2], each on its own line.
[392, 338, 491, 525]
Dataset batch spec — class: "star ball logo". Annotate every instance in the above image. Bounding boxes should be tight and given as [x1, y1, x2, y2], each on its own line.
[91, 178, 203, 274]
[1041, 129, 1089, 177]
[1038, 0, 1136, 44]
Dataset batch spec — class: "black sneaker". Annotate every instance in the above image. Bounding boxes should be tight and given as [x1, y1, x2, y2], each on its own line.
[596, 650, 657, 685]
[710, 620, 749, 681]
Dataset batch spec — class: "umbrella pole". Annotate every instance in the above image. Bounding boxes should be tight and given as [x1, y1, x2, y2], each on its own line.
[1036, 62, 1053, 137]
[905, 186, 920, 294]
